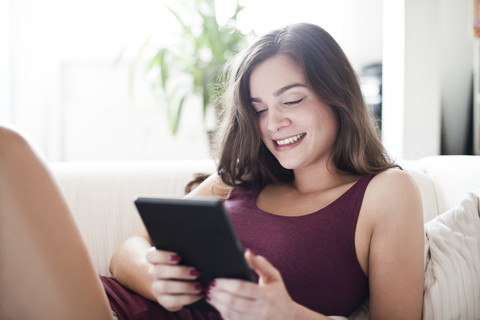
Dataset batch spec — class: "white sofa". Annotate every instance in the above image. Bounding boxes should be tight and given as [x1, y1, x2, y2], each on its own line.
[48, 156, 480, 319]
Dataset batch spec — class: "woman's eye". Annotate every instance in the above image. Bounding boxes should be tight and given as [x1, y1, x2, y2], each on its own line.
[284, 98, 304, 105]
[255, 108, 267, 116]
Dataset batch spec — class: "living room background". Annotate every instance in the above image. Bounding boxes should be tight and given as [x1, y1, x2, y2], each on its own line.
[0, 0, 474, 162]
[0, 0, 383, 161]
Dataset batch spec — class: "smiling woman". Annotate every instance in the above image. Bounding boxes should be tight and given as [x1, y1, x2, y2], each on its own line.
[107, 23, 424, 319]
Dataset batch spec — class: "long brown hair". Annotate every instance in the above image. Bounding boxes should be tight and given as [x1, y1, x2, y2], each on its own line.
[214, 23, 395, 188]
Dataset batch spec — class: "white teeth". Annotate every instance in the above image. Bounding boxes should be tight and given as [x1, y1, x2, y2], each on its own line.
[276, 133, 305, 146]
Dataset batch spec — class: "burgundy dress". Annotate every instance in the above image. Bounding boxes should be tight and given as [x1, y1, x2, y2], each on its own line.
[101, 174, 372, 319]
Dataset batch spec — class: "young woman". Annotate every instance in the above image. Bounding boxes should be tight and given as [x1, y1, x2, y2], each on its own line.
[0, 23, 424, 319]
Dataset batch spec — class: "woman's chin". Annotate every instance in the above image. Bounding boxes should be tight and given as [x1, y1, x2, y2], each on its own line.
[277, 159, 300, 171]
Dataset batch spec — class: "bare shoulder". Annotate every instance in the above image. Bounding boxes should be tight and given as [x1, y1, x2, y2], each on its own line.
[365, 168, 422, 219]
[360, 168, 424, 237]
[184, 172, 233, 199]
[369, 167, 419, 194]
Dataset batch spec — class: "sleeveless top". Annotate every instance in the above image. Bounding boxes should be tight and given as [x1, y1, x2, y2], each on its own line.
[223, 174, 372, 316]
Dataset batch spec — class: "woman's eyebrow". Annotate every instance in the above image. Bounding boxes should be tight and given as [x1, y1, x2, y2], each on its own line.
[250, 83, 307, 102]
[274, 83, 306, 97]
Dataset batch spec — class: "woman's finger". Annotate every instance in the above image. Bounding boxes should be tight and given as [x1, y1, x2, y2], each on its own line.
[207, 285, 255, 313]
[152, 279, 203, 295]
[209, 278, 258, 299]
[156, 292, 204, 312]
[149, 264, 201, 281]
[145, 247, 181, 264]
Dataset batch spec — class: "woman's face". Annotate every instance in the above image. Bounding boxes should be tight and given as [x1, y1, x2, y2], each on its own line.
[249, 54, 338, 171]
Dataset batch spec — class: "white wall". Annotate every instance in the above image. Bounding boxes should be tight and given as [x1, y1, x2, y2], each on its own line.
[439, 0, 474, 155]
[383, 0, 474, 160]
[240, 0, 384, 70]
[383, 0, 442, 160]
[0, 0, 12, 124]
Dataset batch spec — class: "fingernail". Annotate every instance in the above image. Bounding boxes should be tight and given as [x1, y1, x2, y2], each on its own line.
[205, 289, 211, 301]
[194, 284, 203, 291]
[170, 254, 181, 262]
[209, 280, 216, 287]
[189, 269, 201, 277]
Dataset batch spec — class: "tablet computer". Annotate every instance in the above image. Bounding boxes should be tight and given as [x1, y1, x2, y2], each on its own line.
[134, 197, 255, 312]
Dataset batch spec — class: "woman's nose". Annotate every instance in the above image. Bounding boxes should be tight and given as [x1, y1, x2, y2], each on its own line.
[266, 105, 291, 132]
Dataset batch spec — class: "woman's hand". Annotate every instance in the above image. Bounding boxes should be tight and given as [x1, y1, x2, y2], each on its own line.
[146, 247, 204, 312]
[206, 250, 300, 320]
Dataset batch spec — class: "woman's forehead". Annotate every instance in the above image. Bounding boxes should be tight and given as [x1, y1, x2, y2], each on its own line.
[249, 55, 307, 96]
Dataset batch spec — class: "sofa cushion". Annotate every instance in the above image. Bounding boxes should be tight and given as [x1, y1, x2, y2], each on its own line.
[423, 192, 480, 320]
[417, 156, 480, 216]
[50, 160, 216, 275]
[400, 162, 439, 223]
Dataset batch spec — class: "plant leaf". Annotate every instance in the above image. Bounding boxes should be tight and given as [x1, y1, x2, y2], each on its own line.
[133, 0, 254, 135]
[148, 49, 170, 90]
[170, 94, 187, 134]
[164, 2, 192, 37]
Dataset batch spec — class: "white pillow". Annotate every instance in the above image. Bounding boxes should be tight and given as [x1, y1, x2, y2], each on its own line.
[423, 192, 480, 320]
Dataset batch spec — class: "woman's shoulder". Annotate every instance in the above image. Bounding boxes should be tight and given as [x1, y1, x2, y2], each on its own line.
[184, 172, 233, 199]
[364, 168, 423, 221]
[370, 167, 419, 194]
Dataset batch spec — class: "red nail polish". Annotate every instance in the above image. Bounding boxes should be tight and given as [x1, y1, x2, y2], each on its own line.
[170, 254, 181, 261]
[189, 269, 201, 277]
[194, 284, 203, 291]
[209, 280, 216, 287]
[205, 289, 211, 301]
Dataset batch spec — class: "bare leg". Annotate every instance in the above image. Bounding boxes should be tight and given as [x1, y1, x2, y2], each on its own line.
[0, 127, 113, 319]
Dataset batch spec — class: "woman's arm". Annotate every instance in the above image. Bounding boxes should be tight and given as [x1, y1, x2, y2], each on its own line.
[109, 225, 156, 299]
[365, 169, 424, 319]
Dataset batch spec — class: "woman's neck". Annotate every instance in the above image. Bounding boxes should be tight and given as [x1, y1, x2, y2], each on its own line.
[291, 159, 354, 195]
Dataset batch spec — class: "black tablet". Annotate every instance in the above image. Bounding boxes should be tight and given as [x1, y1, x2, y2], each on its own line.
[134, 197, 255, 312]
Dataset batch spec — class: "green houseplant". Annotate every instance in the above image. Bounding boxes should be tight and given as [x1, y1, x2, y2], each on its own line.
[140, 0, 253, 134]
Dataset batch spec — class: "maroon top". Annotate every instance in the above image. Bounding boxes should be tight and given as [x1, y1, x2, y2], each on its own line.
[224, 175, 371, 316]
[101, 174, 372, 319]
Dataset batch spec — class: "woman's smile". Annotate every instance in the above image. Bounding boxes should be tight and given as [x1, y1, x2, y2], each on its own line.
[274, 133, 306, 146]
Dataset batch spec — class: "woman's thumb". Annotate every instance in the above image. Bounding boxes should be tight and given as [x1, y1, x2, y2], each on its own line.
[244, 249, 282, 285]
